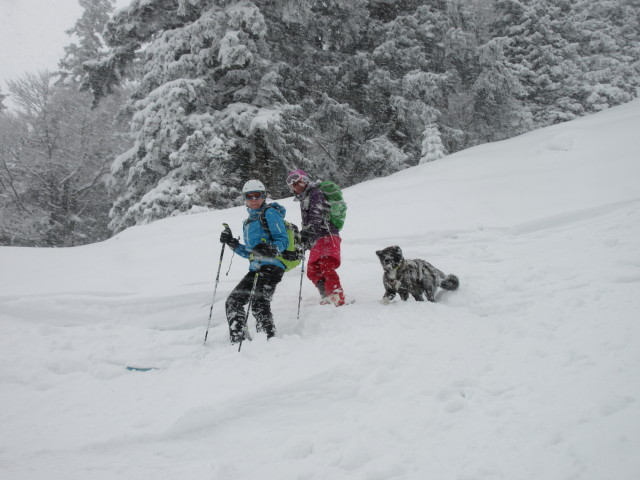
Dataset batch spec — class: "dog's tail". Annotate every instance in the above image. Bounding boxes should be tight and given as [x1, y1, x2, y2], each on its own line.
[440, 274, 459, 291]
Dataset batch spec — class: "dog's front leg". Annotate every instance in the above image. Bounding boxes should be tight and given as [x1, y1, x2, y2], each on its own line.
[381, 289, 396, 305]
[399, 289, 409, 301]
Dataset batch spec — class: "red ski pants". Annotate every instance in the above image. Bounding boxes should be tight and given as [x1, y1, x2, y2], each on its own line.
[306, 236, 344, 299]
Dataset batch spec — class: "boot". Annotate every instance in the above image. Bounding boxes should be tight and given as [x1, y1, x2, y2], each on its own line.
[327, 289, 345, 307]
[316, 280, 330, 305]
[256, 317, 276, 339]
[229, 319, 248, 344]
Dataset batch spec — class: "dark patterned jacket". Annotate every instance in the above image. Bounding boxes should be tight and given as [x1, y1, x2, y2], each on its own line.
[294, 180, 339, 246]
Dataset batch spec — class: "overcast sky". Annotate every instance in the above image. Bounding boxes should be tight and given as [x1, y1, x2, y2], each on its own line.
[0, 0, 129, 100]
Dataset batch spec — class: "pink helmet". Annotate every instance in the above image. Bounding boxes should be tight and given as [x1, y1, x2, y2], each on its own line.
[286, 169, 310, 187]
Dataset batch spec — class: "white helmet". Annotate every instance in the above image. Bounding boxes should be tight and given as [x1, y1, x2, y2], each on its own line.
[242, 179, 266, 194]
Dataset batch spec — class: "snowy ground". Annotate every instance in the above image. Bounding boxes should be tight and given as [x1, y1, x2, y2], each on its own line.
[1, 100, 640, 480]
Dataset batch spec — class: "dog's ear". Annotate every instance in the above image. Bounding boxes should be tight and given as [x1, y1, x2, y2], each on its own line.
[392, 246, 402, 257]
[375, 250, 382, 257]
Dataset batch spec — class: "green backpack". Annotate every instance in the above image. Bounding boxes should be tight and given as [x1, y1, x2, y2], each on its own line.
[258, 206, 303, 272]
[318, 180, 347, 231]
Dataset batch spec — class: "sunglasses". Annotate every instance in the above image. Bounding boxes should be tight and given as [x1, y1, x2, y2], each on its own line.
[286, 173, 305, 186]
[245, 192, 264, 200]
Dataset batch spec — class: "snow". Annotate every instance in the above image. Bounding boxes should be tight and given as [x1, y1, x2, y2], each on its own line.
[2, 100, 640, 479]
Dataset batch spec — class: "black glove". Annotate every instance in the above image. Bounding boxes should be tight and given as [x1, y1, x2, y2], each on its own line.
[252, 243, 279, 258]
[300, 228, 314, 250]
[220, 227, 239, 250]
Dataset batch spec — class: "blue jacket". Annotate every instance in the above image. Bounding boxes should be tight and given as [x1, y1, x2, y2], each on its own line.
[234, 202, 289, 271]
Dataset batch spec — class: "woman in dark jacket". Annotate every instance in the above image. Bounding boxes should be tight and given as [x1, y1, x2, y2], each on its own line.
[286, 169, 345, 306]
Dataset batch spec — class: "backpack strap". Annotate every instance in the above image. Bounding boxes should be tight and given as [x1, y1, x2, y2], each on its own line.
[243, 204, 274, 236]
[258, 204, 275, 240]
[260, 205, 303, 262]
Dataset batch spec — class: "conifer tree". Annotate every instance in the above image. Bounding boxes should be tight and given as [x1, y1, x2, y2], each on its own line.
[80, 0, 640, 232]
[307, 94, 370, 182]
[267, 0, 377, 184]
[59, 0, 116, 84]
[97, 1, 317, 232]
[490, 0, 639, 125]
[367, 5, 450, 167]
[569, 0, 640, 113]
[420, 124, 446, 164]
[471, 37, 533, 141]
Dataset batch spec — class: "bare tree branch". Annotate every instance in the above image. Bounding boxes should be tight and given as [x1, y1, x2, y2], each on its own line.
[0, 157, 33, 213]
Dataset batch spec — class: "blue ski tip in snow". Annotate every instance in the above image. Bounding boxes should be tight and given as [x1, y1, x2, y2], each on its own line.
[126, 366, 158, 372]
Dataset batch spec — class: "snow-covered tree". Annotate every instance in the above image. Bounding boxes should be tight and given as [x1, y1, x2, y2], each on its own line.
[365, 5, 449, 166]
[93, 0, 318, 232]
[569, 0, 640, 113]
[490, 0, 639, 125]
[471, 37, 533, 141]
[353, 135, 410, 181]
[420, 124, 446, 163]
[392, 70, 446, 150]
[490, 0, 582, 124]
[307, 94, 370, 183]
[59, 0, 116, 84]
[0, 71, 126, 246]
[83, 0, 640, 232]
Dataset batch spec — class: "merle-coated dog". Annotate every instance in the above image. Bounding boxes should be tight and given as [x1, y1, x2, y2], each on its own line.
[376, 246, 459, 304]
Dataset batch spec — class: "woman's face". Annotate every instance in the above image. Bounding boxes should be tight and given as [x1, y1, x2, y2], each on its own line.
[291, 180, 307, 195]
[245, 192, 265, 209]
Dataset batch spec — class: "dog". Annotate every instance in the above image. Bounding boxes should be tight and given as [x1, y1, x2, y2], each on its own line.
[375, 246, 459, 304]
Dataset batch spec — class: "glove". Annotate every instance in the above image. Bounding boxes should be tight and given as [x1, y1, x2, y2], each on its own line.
[252, 243, 279, 258]
[220, 226, 239, 250]
[300, 228, 314, 249]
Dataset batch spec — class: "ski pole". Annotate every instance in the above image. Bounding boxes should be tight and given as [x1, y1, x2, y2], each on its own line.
[238, 271, 259, 352]
[203, 223, 229, 345]
[296, 251, 306, 320]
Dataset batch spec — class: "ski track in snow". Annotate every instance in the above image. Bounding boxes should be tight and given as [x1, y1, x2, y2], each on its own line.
[2, 102, 640, 480]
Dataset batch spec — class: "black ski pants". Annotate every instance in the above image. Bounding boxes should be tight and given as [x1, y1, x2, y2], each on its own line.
[226, 265, 284, 341]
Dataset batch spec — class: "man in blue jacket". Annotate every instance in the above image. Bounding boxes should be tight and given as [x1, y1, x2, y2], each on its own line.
[220, 179, 289, 343]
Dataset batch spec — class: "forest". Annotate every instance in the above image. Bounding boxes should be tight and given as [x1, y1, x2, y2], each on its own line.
[1, 0, 639, 246]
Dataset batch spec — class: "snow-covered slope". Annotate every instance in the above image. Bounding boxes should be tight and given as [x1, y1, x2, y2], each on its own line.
[2, 100, 639, 480]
